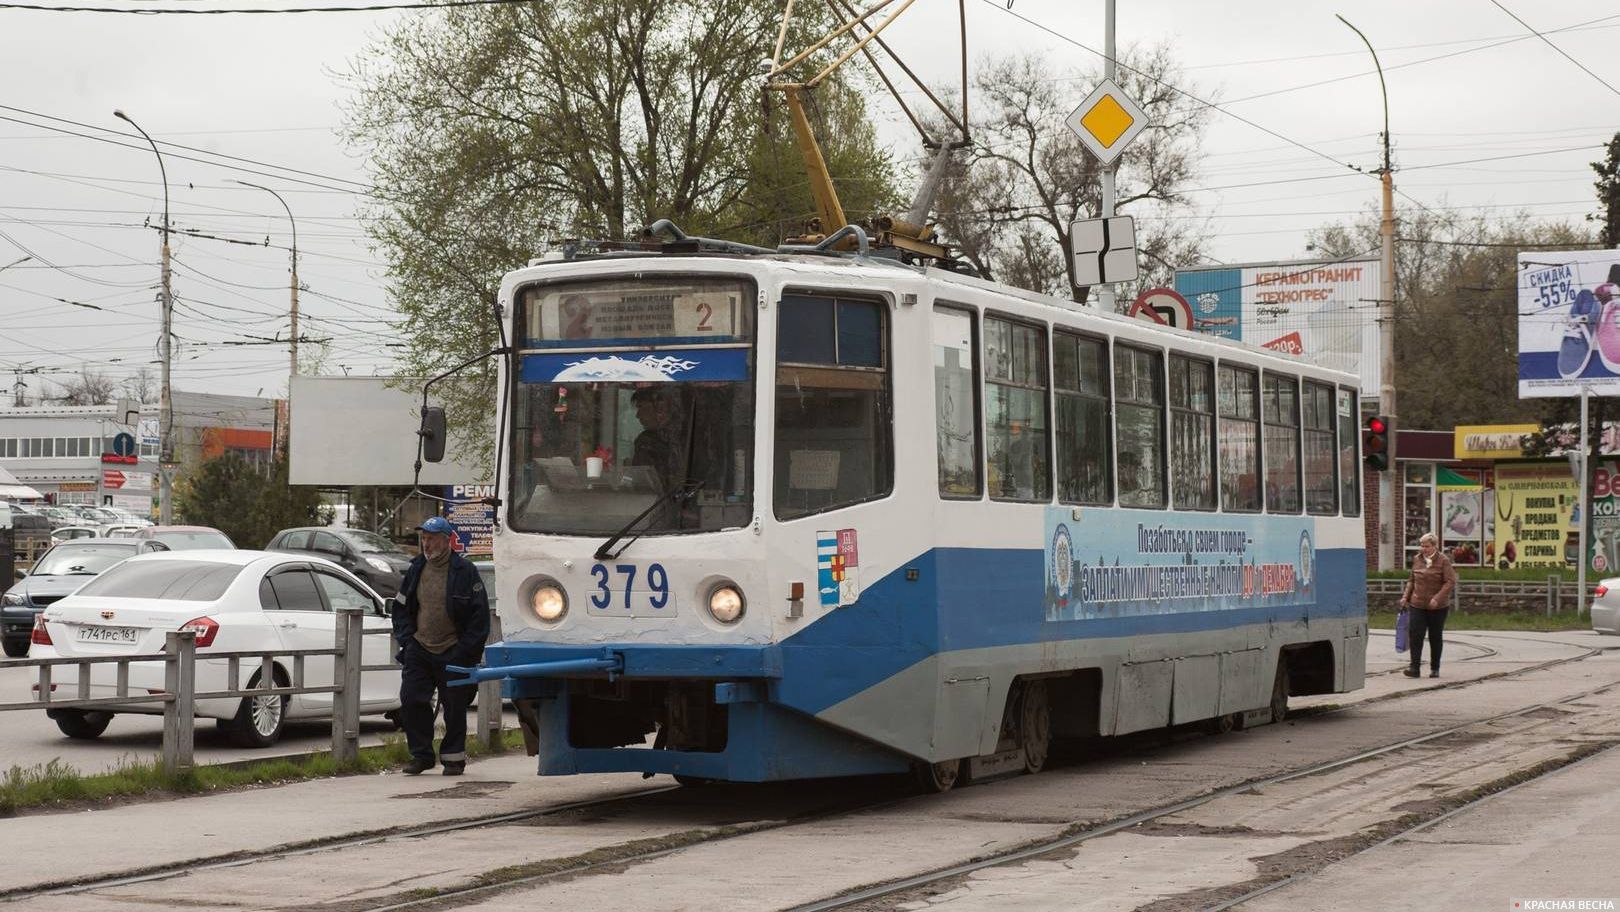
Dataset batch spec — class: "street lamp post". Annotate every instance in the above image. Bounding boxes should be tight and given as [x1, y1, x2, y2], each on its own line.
[230, 179, 299, 455]
[113, 108, 175, 525]
[1338, 16, 1399, 571]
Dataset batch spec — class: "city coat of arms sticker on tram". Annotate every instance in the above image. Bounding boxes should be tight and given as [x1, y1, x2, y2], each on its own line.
[817, 529, 860, 608]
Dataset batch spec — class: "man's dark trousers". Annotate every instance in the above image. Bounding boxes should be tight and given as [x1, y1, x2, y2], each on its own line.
[399, 640, 474, 766]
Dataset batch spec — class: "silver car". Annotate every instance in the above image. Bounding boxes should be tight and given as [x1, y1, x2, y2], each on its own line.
[1592, 577, 1620, 635]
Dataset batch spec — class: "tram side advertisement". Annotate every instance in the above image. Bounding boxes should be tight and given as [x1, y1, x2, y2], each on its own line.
[1044, 508, 1315, 622]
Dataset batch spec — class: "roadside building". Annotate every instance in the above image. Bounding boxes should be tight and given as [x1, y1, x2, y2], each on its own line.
[0, 391, 278, 516]
[1367, 423, 1595, 574]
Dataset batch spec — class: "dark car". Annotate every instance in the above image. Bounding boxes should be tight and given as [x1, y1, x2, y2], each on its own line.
[266, 527, 411, 598]
[2, 538, 168, 657]
[131, 525, 236, 551]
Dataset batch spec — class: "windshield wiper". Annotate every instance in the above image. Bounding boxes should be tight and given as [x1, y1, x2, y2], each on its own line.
[594, 480, 704, 562]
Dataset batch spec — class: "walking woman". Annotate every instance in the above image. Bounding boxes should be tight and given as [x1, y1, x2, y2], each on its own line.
[1401, 532, 1458, 678]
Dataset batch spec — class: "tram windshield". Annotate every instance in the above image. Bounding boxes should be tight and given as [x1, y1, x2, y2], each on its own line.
[509, 276, 755, 535]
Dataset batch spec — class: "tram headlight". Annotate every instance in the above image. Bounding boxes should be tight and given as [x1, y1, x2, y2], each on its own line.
[530, 581, 568, 623]
[707, 583, 745, 625]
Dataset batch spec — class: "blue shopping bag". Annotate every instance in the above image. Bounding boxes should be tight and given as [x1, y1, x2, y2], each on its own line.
[1394, 607, 1410, 653]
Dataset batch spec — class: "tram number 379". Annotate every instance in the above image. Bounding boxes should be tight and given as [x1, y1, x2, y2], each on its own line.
[587, 562, 674, 616]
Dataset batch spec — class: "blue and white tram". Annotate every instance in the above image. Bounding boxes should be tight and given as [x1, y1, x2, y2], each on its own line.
[466, 237, 1367, 788]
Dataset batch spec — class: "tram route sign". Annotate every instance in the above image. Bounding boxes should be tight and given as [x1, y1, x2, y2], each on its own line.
[1071, 215, 1138, 287]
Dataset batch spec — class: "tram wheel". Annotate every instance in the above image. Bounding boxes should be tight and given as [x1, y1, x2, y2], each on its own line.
[913, 758, 963, 793]
[1018, 680, 1051, 774]
[1269, 662, 1290, 724]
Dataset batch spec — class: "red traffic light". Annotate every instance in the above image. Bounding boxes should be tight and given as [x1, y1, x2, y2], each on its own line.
[1364, 415, 1391, 470]
[1366, 417, 1387, 435]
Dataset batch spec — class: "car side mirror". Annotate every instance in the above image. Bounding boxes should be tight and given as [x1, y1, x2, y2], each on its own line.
[13, 569, 25, 581]
[374, 599, 390, 618]
[420, 406, 447, 464]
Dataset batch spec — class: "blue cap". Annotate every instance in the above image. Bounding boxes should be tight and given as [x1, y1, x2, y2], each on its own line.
[417, 516, 454, 535]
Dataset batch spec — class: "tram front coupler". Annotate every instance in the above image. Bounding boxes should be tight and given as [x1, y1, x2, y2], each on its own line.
[446, 648, 624, 686]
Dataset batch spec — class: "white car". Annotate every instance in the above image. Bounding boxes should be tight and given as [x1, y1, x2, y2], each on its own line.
[31, 550, 401, 746]
[1593, 577, 1620, 635]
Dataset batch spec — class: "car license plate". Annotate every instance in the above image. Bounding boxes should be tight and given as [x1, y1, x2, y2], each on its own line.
[77, 625, 139, 644]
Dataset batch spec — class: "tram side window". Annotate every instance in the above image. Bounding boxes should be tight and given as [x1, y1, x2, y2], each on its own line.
[984, 316, 1051, 501]
[774, 294, 893, 520]
[1218, 365, 1261, 512]
[1338, 387, 1361, 516]
[1263, 373, 1302, 513]
[1054, 332, 1111, 505]
[934, 306, 982, 498]
[1114, 344, 1166, 508]
[1169, 355, 1216, 510]
[1303, 381, 1338, 515]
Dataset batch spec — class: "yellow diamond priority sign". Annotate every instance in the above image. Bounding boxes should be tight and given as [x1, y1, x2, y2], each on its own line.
[1065, 79, 1149, 166]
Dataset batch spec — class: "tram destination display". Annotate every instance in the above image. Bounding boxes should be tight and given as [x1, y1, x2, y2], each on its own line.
[1517, 250, 1620, 397]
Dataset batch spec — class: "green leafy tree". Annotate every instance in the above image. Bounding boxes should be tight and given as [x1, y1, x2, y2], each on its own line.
[174, 455, 325, 549]
[343, 1, 901, 469]
[1593, 132, 1620, 247]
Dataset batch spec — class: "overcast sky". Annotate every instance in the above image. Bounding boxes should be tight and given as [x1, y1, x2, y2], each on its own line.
[0, 0, 1615, 402]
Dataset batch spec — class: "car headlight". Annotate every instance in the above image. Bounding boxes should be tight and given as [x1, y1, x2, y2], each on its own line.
[531, 582, 567, 623]
[707, 584, 745, 624]
[364, 557, 393, 573]
[2, 591, 23, 606]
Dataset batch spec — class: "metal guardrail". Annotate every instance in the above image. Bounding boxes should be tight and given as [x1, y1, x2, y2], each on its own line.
[0, 607, 505, 776]
[1367, 576, 1598, 615]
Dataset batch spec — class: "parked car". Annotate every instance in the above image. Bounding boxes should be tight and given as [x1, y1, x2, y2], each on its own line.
[266, 527, 411, 598]
[39, 506, 81, 528]
[50, 526, 103, 543]
[101, 525, 144, 539]
[1592, 578, 1620, 635]
[31, 550, 399, 745]
[2, 538, 168, 657]
[131, 525, 236, 551]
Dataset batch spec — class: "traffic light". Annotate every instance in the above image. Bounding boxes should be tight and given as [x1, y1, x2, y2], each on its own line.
[1364, 415, 1390, 471]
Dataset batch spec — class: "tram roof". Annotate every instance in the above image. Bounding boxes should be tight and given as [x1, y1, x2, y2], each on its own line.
[502, 246, 1362, 386]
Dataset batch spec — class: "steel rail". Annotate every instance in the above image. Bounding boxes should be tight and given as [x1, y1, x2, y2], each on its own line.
[787, 660, 1620, 912]
[2, 784, 681, 902]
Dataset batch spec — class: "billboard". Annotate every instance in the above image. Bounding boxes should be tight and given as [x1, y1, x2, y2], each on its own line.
[1174, 258, 1383, 395]
[288, 376, 487, 486]
[1517, 251, 1620, 397]
[1492, 461, 1578, 570]
[442, 484, 495, 557]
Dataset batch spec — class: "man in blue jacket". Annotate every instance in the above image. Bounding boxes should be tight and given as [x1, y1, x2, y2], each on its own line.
[393, 516, 489, 775]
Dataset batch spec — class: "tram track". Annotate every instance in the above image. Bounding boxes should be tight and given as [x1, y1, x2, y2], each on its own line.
[0, 784, 678, 903]
[11, 638, 1615, 910]
[789, 661, 1620, 912]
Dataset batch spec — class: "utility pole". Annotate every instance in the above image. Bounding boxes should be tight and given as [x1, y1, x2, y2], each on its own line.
[114, 109, 174, 524]
[1097, 0, 1118, 312]
[1339, 16, 1398, 570]
[231, 180, 299, 456]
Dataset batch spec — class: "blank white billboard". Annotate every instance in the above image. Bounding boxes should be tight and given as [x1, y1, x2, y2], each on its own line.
[288, 376, 488, 486]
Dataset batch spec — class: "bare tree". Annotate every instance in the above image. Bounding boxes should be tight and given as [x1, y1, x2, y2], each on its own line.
[121, 367, 157, 404]
[933, 46, 1212, 304]
[47, 369, 119, 406]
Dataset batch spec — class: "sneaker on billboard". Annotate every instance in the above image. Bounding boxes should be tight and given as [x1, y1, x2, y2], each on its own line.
[1559, 289, 1599, 378]
[1597, 297, 1620, 373]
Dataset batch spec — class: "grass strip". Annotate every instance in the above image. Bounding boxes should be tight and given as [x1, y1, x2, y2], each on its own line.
[0, 727, 526, 816]
[1367, 608, 1592, 631]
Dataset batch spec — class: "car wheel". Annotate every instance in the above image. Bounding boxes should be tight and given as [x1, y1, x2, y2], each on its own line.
[52, 709, 113, 739]
[2, 637, 28, 658]
[225, 673, 288, 748]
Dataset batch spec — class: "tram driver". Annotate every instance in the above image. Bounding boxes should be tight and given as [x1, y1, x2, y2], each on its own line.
[631, 386, 677, 490]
